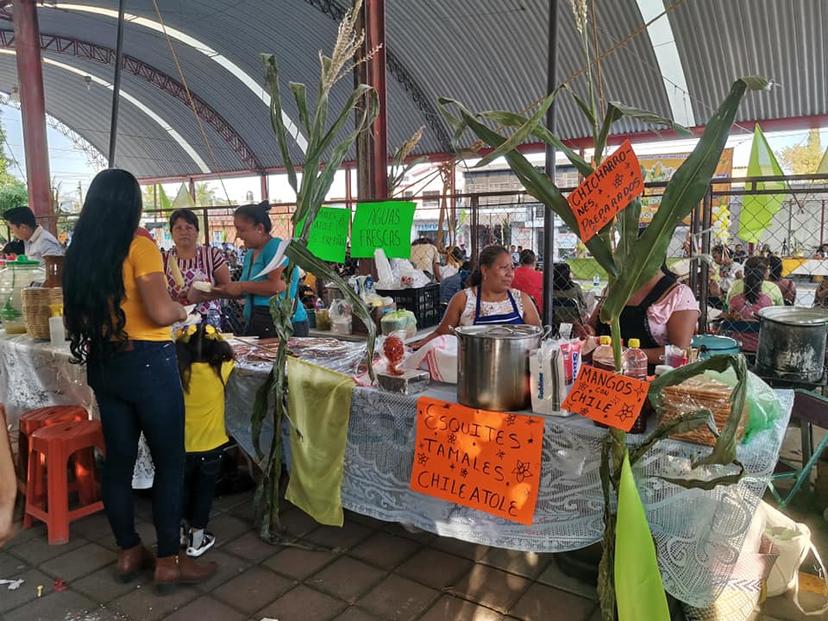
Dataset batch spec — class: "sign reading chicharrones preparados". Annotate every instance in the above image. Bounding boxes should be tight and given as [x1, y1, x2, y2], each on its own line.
[567, 140, 644, 242]
[409, 397, 544, 525]
[349, 200, 416, 259]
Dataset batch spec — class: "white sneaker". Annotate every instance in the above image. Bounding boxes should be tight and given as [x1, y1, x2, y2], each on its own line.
[186, 531, 216, 558]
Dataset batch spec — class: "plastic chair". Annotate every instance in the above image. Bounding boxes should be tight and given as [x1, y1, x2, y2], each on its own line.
[768, 389, 828, 508]
[24, 419, 105, 544]
[17, 406, 89, 495]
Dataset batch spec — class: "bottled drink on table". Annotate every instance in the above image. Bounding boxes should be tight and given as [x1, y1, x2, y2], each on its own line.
[623, 338, 649, 434]
[592, 335, 616, 371]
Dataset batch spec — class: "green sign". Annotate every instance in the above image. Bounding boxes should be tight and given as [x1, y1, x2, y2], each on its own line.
[349, 200, 415, 259]
[303, 207, 350, 263]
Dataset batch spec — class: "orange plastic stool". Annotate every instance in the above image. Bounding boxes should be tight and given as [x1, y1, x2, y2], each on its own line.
[24, 419, 105, 544]
[17, 406, 89, 493]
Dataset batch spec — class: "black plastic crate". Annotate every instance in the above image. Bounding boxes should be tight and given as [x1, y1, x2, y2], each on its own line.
[376, 283, 441, 329]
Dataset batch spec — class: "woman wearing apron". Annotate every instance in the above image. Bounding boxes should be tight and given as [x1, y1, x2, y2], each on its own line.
[414, 245, 541, 349]
[589, 266, 699, 370]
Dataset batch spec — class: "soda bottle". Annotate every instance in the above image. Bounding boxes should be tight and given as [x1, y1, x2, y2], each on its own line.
[623, 338, 649, 433]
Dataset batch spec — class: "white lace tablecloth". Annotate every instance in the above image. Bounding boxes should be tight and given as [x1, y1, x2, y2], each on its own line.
[225, 365, 793, 608]
[0, 333, 794, 607]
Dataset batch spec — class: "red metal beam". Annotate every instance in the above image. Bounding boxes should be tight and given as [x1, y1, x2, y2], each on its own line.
[0, 26, 262, 171]
[366, 0, 388, 200]
[12, 0, 53, 232]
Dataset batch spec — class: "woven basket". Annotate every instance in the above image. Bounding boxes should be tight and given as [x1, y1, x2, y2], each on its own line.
[22, 287, 63, 340]
[660, 376, 747, 447]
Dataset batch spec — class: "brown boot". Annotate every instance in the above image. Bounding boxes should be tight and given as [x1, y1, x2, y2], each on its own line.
[116, 544, 155, 583]
[154, 552, 217, 595]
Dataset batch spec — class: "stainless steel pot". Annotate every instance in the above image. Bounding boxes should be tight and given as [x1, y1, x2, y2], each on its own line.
[756, 307, 828, 382]
[455, 324, 548, 411]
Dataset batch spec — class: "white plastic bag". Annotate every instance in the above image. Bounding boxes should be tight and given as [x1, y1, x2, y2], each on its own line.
[759, 501, 828, 615]
[529, 341, 571, 417]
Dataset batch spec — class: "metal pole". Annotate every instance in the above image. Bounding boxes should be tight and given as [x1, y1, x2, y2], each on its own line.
[13, 0, 53, 233]
[107, 0, 126, 167]
[542, 0, 559, 326]
[366, 0, 388, 200]
[470, 194, 480, 271]
[699, 188, 713, 333]
[260, 173, 269, 202]
[353, 1, 372, 201]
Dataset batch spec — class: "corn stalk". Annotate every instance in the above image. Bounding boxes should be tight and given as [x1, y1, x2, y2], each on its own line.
[252, 0, 379, 542]
[439, 74, 767, 618]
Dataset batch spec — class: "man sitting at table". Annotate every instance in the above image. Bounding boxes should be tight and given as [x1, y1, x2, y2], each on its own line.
[2, 206, 63, 261]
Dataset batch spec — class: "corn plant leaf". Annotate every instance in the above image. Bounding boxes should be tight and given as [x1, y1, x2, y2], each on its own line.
[648, 354, 748, 469]
[261, 54, 298, 193]
[474, 92, 556, 167]
[286, 242, 376, 382]
[600, 77, 768, 324]
[629, 409, 711, 465]
[566, 85, 597, 131]
[289, 82, 311, 136]
[305, 90, 378, 231]
[481, 110, 593, 177]
[595, 101, 691, 164]
[438, 97, 617, 276]
[657, 461, 744, 491]
[251, 368, 275, 460]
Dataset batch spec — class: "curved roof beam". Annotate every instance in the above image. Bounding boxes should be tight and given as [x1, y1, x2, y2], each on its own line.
[302, 0, 452, 152]
[635, 0, 696, 126]
[47, 3, 308, 153]
[0, 48, 211, 172]
[0, 27, 262, 169]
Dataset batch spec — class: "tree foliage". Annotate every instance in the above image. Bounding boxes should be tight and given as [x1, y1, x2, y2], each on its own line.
[778, 128, 823, 174]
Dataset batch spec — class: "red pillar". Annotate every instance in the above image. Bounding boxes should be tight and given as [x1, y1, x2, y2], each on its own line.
[13, 0, 53, 233]
[366, 0, 388, 200]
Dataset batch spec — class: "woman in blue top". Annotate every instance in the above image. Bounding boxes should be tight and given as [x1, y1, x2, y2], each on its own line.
[196, 202, 287, 338]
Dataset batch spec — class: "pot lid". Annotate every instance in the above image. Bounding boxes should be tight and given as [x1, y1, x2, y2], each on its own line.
[454, 324, 543, 339]
[757, 306, 828, 326]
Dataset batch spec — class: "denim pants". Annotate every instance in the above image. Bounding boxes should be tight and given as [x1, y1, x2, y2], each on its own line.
[182, 449, 223, 530]
[87, 341, 185, 558]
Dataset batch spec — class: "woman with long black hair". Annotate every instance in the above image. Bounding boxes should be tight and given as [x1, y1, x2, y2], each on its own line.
[63, 169, 216, 593]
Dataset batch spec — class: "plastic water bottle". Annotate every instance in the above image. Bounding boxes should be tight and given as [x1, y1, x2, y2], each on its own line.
[623, 338, 649, 433]
[592, 274, 601, 290]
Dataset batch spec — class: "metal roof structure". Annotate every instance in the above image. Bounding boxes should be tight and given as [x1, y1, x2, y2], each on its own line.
[2, 0, 826, 180]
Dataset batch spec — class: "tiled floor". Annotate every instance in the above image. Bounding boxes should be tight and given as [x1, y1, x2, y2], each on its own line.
[0, 487, 823, 621]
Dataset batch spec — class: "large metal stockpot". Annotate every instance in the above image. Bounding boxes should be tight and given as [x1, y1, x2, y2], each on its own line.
[756, 307, 828, 383]
[455, 324, 546, 411]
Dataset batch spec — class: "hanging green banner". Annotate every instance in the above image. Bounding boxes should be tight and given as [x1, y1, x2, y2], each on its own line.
[737, 124, 786, 243]
[300, 206, 350, 263]
[349, 200, 416, 259]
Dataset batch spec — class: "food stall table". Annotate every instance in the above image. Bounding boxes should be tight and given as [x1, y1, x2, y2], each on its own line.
[225, 359, 793, 609]
[0, 332, 794, 608]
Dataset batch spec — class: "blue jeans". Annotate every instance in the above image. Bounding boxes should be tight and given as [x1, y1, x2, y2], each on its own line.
[87, 341, 185, 557]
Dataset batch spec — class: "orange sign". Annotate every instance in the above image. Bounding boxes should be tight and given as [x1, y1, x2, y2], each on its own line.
[409, 397, 544, 525]
[562, 365, 650, 432]
[567, 140, 644, 242]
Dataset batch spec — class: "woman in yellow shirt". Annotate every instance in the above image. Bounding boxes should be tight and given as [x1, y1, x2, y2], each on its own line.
[174, 323, 235, 558]
[63, 169, 216, 594]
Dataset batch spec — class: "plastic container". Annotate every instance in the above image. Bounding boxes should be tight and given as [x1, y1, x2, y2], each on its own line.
[0, 256, 44, 334]
[623, 338, 649, 434]
[376, 284, 441, 329]
[592, 335, 616, 371]
[49, 303, 66, 348]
